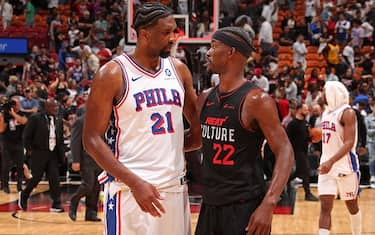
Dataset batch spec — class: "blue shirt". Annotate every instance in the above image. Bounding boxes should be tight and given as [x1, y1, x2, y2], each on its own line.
[21, 98, 39, 110]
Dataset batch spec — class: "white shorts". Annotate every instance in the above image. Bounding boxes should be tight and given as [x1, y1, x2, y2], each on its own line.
[103, 184, 191, 235]
[318, 171, 360, 200]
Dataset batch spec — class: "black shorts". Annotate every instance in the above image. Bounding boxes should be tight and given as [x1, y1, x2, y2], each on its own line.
[195, 199, 263, 235]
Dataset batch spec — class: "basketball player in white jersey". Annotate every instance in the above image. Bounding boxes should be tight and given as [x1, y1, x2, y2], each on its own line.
[318, 81, 362, 235]
[83, 2, 201, 235]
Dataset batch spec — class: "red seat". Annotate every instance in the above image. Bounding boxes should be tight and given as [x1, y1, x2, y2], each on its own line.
[9, 32, 25, 38]
[0, 31, 9, 37]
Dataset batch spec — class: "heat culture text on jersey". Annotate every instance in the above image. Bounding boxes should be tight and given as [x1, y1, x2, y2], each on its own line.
[133, 88, 182, 112]
[201, 116, 235, 142]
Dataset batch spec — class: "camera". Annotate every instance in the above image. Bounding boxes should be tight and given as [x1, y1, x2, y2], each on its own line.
[0, 100, 16, 121]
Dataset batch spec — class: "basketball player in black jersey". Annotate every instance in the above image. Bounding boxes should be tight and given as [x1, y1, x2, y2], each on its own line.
[196, 27, 294, 235]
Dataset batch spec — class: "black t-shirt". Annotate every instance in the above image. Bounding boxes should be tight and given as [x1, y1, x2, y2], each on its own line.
[200, 82, 266, 205]
[3, 111, 26, 145]
[286, 118, 309, 154]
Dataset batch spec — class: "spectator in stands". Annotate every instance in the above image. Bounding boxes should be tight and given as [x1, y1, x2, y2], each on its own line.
[4, 76, 17, 96]
[49, 13, 63, 52]
[362, 17, 374, 46]
[318, 25, 333, 54]
[305, 84, 322, 109]
[325, 15, 336, 35]
[72, 40, 91, 57]
[285, 75, 298, 100]
[326, 66, 339, 81]
[258, 16, 275, 58]
[275, 86, 289, 120]
[359, 53, 374, 77]
[327, 38, 340, 70]
[295, 18, 308, 39]
[24, 0, 35, 27]
[13, 83, 25, 99]
[82, 47, 99, 80]
[104, 14, 122, 49]
[20, 87, 39, 117]
[251, 68, 269, 93]
[49, 70, 69, 97]
[96, 41, 112, 67]
[0, 63, 14, 87]
[0, 96, 28, 193]
[78, 10, 92, 37]
[68, 25, 79, 47]
[309, 17, 322, 46]
[93, 13, 108, 42]
[309, 103, 323, 128]
[343, 39, 355, 72]
[234, 15, 255, 39]
[351, 19, 365, 48]
[335, 13, 351, 45]
[1, 0, 13, 29]
[281, 11, 296, 37]
[320, 4, 332, 24]
[67, 58, 86, 87]
[48, 0, 58, 9]
[279, 25, 295, 46]
[293, 34, 307, 70]
[261, 0, 274, 23]
[305, 0, 320, 24]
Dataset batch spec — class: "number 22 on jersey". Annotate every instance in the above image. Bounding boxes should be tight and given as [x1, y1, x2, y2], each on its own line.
[212, 143, 235, 165]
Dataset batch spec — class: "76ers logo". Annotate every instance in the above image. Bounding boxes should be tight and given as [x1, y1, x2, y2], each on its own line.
[165, 68, 172, 76]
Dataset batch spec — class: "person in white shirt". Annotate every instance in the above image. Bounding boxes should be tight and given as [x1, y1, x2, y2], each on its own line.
[285, 75, 298, 100]
[1, 0, 13, 29]
[259, 16, 273, 45]
[362, 18, 374, 46]
[305, 0, 320, 23]
[326, 67, 339, 81]
[48, 0, 59, 9]
[293, 34, 307, 70]
[335, 13, 351, 45]
[259, 16, 276, 59]
[343, 39, 355, 71]
[251, 68, 269, 93]
[350, 19, 365, 48]
[261, 0, 273, 23]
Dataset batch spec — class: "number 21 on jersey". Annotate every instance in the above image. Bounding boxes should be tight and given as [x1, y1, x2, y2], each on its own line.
[151, 112, 174, 135]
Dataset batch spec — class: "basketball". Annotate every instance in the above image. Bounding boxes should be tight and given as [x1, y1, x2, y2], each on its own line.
[310, 128, 322, 143]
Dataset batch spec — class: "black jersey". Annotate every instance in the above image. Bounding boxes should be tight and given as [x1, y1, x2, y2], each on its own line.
[200, 81, 266, 205]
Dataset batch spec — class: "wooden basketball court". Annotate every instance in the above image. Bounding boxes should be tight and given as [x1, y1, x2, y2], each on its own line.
[0, 185, 374, 234]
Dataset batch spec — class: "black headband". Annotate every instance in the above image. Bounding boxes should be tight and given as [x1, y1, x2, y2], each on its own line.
[212, 31, 253, 58]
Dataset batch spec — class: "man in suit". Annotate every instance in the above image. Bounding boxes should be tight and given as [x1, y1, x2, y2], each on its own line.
[69, 108, 102, 222]
[18, 98, 65, 212]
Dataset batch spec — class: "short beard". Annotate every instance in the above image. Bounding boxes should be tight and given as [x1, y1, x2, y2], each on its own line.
[159, 50, 170, 58]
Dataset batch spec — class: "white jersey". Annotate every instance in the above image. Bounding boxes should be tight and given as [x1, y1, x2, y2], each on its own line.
[106, 53, 185, 188]
[321, 104, 359, 176]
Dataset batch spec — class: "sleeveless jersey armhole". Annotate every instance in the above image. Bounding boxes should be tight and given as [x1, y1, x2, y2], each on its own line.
[112, 58, 130, 107]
